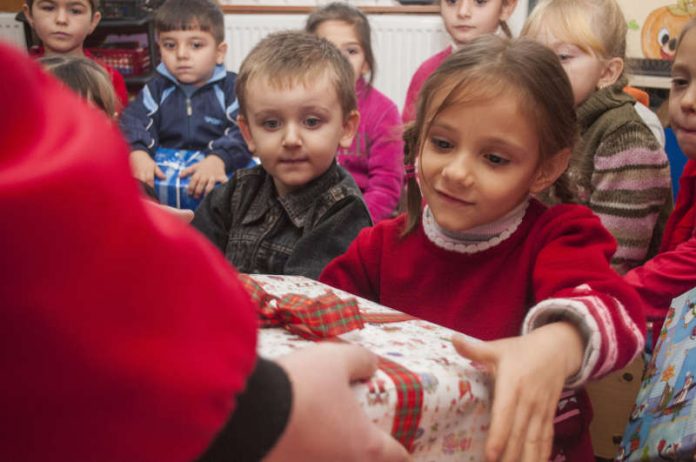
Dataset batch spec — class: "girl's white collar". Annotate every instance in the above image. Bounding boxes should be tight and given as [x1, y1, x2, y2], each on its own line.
[422, 199, 529, 254]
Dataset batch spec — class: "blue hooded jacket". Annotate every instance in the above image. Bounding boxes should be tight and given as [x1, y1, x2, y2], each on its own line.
[120, 63, 252, 172]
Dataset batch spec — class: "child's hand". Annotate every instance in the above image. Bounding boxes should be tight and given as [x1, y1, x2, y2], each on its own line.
[129, 150, 165, 188]
[453, 322, 584, 462]
[180, 155, 227, 199]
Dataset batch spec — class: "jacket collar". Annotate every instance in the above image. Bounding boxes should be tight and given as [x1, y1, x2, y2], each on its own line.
[576, 76, 632, 130]
[156, 63, 227, 89]
[242, 162, 342, 228]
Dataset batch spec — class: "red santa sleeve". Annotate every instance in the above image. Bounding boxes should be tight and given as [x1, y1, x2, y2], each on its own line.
[0, 44, 257, 462]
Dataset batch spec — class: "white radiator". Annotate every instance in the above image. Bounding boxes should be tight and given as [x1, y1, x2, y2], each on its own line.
[0, 12, 26, 50]
[224, 13, 448, 111]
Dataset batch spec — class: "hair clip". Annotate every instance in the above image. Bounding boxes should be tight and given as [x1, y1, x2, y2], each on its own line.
[404, 164, 416, 180]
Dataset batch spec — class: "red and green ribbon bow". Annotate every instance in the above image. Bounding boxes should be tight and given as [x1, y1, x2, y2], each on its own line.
[238, 274, 423, 451]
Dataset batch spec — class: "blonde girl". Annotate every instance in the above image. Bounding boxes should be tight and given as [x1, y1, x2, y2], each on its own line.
[401, 0, 518, 122]
[522, 0, 673, 274]
[307, 3, 404, 222]
[40, 55, 119, 118]
[321, 35, 645, 461]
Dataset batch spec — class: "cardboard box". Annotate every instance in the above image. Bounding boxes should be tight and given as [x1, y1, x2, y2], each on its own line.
[244, 274, 492, 461]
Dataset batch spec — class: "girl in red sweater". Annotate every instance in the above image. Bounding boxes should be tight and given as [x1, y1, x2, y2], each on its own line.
[321, 35, 646, 462]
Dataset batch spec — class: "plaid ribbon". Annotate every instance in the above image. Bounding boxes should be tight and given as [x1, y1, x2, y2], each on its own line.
[238, 274, 424, 451]
[239, 274, 364, 340]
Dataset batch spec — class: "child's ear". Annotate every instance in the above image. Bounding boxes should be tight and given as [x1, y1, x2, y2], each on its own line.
[529, 148, 571, 194]
[597, 57, 624, 89]
[216, 42, 228, 66]
[237, 115, 256, 152]
[23, 3, 34, 25]
[87, 10, 102, 35]
[500, 0, 519, 21]
[338, 110, 360, 149]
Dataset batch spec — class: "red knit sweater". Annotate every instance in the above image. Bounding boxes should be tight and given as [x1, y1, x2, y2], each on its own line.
[321, 200, 646, 461]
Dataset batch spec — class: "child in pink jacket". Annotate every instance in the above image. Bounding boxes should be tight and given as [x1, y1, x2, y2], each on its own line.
[307, 3, 404, 222]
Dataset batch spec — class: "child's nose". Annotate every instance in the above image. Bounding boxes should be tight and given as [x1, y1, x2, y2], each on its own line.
[442, 155, 474, 186]
[282, 124, 302, 148]
[176, 46, 189, 59]
[457, 0, 472, 18]
[55, 8, 68, 24]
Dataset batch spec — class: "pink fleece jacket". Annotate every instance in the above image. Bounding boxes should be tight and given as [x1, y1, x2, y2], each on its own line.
[402, 47, 453, 123]
[337, 78, 404, 222]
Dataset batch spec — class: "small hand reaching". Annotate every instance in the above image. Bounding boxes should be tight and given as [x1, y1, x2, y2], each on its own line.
[452, 322, 584, 462]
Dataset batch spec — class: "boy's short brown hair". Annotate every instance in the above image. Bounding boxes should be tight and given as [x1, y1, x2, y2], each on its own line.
[235, 31, 356, 120]
[154, 0, 225, 44]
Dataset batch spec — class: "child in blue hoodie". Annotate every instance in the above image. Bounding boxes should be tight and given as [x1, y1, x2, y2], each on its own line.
[120, 0, 252, 200]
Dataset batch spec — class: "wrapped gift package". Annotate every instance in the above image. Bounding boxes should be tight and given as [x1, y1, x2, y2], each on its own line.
[241, 274, 492, 461]
[153, 148, 256, 210]
[618, 286, 696, 461]
[153, 148, 207, 210]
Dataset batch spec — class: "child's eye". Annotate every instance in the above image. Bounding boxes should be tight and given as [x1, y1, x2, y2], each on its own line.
[444, 0, 457, 6]
[262, 119, 280, 130]
[484, 153, 509, 166]
[346, 47, 360, 56]
[557, 53, 572, 62]
[191, 42, 203, 49]
[304, 117, 322, 128]
[161, 42, 176, 50]
[429, 137, 453, 151]
[69, 7, 85, 14]
[474, 0, 489, 5]
[39, 3, 54, 11]
[671, 77, 689, 89]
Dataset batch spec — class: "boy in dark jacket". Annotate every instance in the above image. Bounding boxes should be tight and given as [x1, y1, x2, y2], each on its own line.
[192, 31, 372, 279]
[120, 0, 252, 199]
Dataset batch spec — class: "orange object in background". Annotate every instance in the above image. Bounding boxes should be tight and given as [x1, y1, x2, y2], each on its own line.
[0, 0, 23, 12]
[624, 85, 651, 107]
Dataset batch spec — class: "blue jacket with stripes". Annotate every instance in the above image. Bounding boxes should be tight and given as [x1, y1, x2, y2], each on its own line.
[120, 63, 252, 172]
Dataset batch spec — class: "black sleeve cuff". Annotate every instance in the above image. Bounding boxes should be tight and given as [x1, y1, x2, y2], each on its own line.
[197, 357, 293, 462]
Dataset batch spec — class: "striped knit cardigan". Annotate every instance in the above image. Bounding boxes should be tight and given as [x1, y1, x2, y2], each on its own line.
[567, 77, 673, 274]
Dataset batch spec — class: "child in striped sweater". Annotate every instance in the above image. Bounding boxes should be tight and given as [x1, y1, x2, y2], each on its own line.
[522, 0, 673, 274]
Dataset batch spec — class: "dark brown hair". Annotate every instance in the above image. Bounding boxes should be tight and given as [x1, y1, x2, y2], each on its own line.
[155, 0, 224, 44]
[402, 35, 578, 235]
[235, 31, 356, 120]
[305, 2, 376, 87]
[26, 0, 99, 14]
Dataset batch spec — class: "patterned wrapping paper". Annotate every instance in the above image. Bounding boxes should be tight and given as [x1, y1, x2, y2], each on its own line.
[153, 148, 207, 210]
[618, 286, 696, 461]
[245, 274, 492, 461]
[152, 148, 257, 210]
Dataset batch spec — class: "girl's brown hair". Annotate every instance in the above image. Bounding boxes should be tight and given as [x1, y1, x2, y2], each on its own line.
[306, 2, 376, 87]
[402, 35, 578, 235]
[39, 55, 118, 117]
